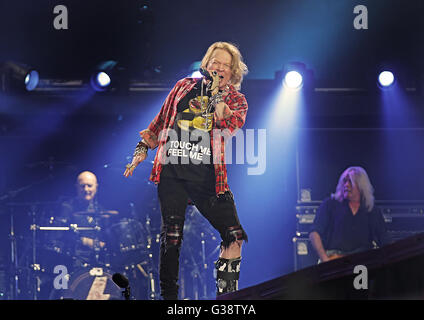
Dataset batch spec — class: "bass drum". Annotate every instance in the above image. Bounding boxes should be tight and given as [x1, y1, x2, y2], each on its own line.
[55, 267, 122, 300]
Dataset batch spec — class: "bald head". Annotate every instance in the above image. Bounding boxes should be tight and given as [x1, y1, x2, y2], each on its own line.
[76, 171, 98, 202]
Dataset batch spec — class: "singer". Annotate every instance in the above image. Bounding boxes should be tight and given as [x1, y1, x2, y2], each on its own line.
[124, 42, 249, 300]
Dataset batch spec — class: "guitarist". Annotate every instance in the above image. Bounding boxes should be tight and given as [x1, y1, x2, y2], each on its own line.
[309, 167, 392, 263]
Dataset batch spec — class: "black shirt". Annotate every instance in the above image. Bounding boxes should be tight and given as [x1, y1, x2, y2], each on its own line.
[311, 197, 392, 254]
[161, 79, 215, 182]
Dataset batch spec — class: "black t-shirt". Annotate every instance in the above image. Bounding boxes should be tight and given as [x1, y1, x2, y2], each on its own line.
[161, 79, 215, 182]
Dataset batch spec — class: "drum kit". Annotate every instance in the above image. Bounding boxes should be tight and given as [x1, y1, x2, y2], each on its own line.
[2, 203, 164, 300]
[1, 204, 221, 300]
[0, 160, 221, 300]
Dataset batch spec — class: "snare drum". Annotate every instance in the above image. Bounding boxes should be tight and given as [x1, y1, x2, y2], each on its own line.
[57, 267, 122, 300]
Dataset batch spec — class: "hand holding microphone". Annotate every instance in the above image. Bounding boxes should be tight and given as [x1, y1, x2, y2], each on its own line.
[199, 68, 222, 95]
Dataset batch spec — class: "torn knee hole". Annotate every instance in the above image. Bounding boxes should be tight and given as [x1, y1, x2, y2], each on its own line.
[163, 217, 184, 246]
[221, 225, 247, 248]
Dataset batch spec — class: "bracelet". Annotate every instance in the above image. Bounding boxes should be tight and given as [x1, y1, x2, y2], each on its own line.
[210, 92, 224, 106]
[133, 141, 148, 157]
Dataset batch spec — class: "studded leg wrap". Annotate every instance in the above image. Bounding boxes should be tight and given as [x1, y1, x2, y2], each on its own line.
[215, 257, 241, 296]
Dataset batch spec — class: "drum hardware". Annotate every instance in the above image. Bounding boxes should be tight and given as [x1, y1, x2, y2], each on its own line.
[29, 224, 101, 232]
[188, 244, 208, 300]
[39, 226, 71, 231]
[69, 224, 101, 232]
[29, 206, 42, 300]
[135, 263, 149, 278]
[8, 209, 19, 300]
[72, 210, 119, 218]
[2, 181, 58, 299]
[28, 220, 108, 296]
[89, 267, 104, 277]
[147, 272, 157, 300]
[200, 232, 207, 271]
[143, 213, 159, 300]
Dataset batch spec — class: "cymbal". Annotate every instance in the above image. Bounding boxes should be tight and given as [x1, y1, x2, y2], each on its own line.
[72, 210, 119, 217]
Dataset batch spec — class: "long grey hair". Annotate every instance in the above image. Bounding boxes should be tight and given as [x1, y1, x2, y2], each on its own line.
[333, 166, 375, 212]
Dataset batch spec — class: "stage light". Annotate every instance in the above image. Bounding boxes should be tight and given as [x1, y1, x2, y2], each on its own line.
[90, 60, 118, 92]
[188, 61, 202, 78]
[378, 71, 395, 88]
[23, 70, 39, 91]
[0, 61, 39, 92]
[277, 62, 313, 91]
[191, 70, 202, 78]
[284, 71, 303, 90]
[96, 72, 111, 88]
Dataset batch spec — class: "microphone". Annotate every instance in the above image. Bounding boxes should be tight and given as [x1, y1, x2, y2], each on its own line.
[199, 68, 223, 80]
[112, 273, 129, 288]
[112, 273, 131, 300]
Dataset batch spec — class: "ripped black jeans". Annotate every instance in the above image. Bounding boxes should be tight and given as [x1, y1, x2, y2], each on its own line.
[157, 177, 247, 300]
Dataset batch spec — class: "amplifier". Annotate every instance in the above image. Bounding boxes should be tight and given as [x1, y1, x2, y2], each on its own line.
[295, 205, 319, 236]
[292, 237, 319, 271]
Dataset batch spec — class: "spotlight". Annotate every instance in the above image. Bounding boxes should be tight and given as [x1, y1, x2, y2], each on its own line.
[90, 60, 118, 92]
[191, 70, 202, 78]
[284, 71, 303, 90]
[95, 71, 111, 88]
[0, 61, 39, 92]
[278, 62, 313, 91]
[378, 71, 395, 88]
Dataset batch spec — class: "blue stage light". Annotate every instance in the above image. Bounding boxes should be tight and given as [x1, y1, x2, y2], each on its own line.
[90, 61, 117, 92]
[1, 61, 39, 92]
[378, 71, 395, 88]
[96, 71, 111, 88]
[24, 70, 39, 91]
[284, 71, 303, 90]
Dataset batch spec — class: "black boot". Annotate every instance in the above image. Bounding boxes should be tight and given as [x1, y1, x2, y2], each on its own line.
[215, 257, 241, 296]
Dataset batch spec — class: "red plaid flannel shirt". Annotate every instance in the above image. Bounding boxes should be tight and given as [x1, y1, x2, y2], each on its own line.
[139, 78, 248, 195]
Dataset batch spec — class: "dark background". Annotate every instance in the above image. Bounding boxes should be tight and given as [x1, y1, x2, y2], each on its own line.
[0, 0, 423, 298]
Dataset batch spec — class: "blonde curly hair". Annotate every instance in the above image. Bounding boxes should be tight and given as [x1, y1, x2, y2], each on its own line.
[200, 42, 248, 90]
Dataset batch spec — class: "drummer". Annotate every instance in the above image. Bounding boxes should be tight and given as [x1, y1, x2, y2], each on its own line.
[61, 171, 102, 216]
[55, 171, 117, 267]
